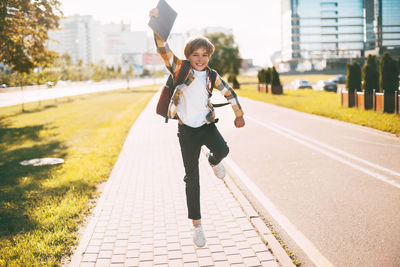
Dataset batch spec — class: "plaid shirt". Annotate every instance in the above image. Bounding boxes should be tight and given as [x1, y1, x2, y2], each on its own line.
[154, 34, 244, 123]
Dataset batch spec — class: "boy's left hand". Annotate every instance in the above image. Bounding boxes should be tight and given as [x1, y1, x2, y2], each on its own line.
[234, 116, 245, 128]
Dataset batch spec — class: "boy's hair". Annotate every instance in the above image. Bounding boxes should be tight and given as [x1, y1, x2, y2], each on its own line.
[184, 36, 215, 58]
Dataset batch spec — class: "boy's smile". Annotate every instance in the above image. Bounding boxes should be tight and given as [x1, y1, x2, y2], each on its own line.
[188, 47, 210, 71]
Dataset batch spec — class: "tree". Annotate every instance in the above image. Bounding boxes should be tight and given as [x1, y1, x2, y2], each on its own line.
[265, 68, 272, 85]
[204, 32, 241, 77]
[379, 52, 399, 113]
[362, 55, 379, 93]
[270, 67, 281, 86]
[346, 62, 361, 93]
[379, 52, 399, 94]
[0, 0, 63, 74]
[257, 69, 266, 84]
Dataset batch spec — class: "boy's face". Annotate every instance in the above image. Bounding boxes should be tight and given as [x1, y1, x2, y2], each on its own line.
[188, 47, 210, 71]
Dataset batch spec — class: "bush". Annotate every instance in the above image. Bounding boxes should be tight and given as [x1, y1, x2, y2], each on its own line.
[265, 68, 272, 85]
[362, 55, 379, 93]
[257, 69, 266, 84]
[227, 73, 240, 89]
[346, 62, 361, 93]
[379, 52, 399, 94]
[270, 67, 281, 87]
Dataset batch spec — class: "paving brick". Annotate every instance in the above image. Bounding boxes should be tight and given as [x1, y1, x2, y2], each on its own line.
[211, 251, 227, 262]
[113, 246, 126, 255]
[154, 246, 168, 256]
[262, 261, 280, 267]
[168, 259, 183, 267]
[168, 250, 182, 260]
[196, 248, 211, 258]
[139, 244, 153, 253]
[88, 239, 103, 246]
[86, 246, 101, 253]
[256, 251, 275, 262]
[154, 254, 169, 265]
[100, 243, 114, 251]
[138, 261, 153, 267]
[140, 251, 153, 261]
[227, 254, 244, 264]
[243, 256, 262, 266]
[214, 261, 230, 267]
[181, 245, 195, 254]
[82, 253, 98, 262]
[239, 248, 256, 258]
[208, 244, 224, 253]
[95, 258, 111, 267]
[252, 243, 269, 253]
[98, 250, 113, 259]
[182, 253, 198, 263]
[124, 258, 139, 267]
[167, 242, 181, 251]
[110, 254, 125, 263]
[224, 246, 240, 256]
[198, 256, 214, 266]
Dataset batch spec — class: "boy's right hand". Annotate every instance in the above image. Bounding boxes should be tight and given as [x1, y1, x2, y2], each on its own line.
[149, 8, 159, 18]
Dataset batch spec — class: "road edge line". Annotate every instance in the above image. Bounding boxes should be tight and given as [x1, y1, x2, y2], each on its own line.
[224, 156, 335, 267]
[223, 173, 296, 267]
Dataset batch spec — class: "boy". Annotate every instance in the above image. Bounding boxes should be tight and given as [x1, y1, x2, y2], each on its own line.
[149, 8, 245, 248]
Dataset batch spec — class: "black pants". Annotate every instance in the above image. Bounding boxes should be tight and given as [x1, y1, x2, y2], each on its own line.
[178, 123, 229, 220]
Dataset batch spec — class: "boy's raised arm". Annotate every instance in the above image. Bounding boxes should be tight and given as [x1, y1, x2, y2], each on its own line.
[149, 8, 182, 77]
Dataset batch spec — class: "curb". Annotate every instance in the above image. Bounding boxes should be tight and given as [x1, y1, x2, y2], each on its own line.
[223, 160, 296, 267]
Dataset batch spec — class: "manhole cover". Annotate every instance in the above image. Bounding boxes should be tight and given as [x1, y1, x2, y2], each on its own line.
[20, 158, 64, 166]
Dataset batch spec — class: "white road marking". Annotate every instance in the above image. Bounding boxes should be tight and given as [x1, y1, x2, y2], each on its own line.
[246, 115, 400, 190]
[270, 122, 400, 179]
[342, 136, 400, 148]
[224, 156, 335, 267]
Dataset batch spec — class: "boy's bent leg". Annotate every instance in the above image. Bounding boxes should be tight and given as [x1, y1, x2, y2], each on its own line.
[204, 123, 229, 166]
[178, 125, 202, 220]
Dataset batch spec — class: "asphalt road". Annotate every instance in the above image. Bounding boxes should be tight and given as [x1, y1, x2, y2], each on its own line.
[0, 78, 164, 108]
[214, 95, 400, 267]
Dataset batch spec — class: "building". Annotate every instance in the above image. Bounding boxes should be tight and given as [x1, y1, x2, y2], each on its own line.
[279, 0, 400, 72]
[48, 16, 148, 68]
[48, 15, 103, 65]
[365, 0, 400, 57]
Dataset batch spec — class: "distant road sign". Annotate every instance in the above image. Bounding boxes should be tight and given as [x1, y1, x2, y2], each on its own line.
[142, 53, 163, 65]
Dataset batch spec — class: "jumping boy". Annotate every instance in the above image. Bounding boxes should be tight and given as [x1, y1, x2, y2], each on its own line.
[149, 7, 245, 248]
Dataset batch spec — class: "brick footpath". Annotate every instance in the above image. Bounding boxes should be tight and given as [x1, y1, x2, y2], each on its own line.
[68, 94, 280, 267]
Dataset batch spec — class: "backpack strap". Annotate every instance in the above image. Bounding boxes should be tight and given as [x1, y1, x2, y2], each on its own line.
[208, 69, 217, 95]
[174, 60, 191, 87]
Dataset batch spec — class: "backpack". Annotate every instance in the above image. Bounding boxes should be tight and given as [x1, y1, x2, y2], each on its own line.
[156, 60, 228, 123]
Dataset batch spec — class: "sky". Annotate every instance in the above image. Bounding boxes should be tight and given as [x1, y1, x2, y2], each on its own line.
[59, 0, 282, 66]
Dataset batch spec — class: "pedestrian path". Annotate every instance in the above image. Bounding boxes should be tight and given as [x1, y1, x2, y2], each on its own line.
[68, 94, 280, 267]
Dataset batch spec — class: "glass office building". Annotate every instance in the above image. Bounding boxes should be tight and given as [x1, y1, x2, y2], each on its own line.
[280, 0, 400, 72]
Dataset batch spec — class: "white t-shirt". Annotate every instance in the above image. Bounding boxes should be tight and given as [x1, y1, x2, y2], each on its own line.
[177, 69, 209, 128]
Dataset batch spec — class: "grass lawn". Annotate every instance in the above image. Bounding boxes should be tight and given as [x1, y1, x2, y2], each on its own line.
[0, 85, 157, 265]
[237, 84, 400, 136]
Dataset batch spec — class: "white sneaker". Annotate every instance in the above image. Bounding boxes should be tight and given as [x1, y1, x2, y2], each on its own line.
[207, 152, 225, 179]
[193, 225, 206, 247]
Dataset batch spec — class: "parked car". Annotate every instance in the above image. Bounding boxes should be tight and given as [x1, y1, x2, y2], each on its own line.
[293, 79, 312, 89]
[1, 83, 8, 88]
[315, 80, 337, 92]
[330, 75, 346, 85]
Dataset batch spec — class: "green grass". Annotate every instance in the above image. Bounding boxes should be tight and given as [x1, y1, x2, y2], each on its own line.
[279, 74, 336, 84]
[0, 85, 157, 266]
[237, 84, 400, 136]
